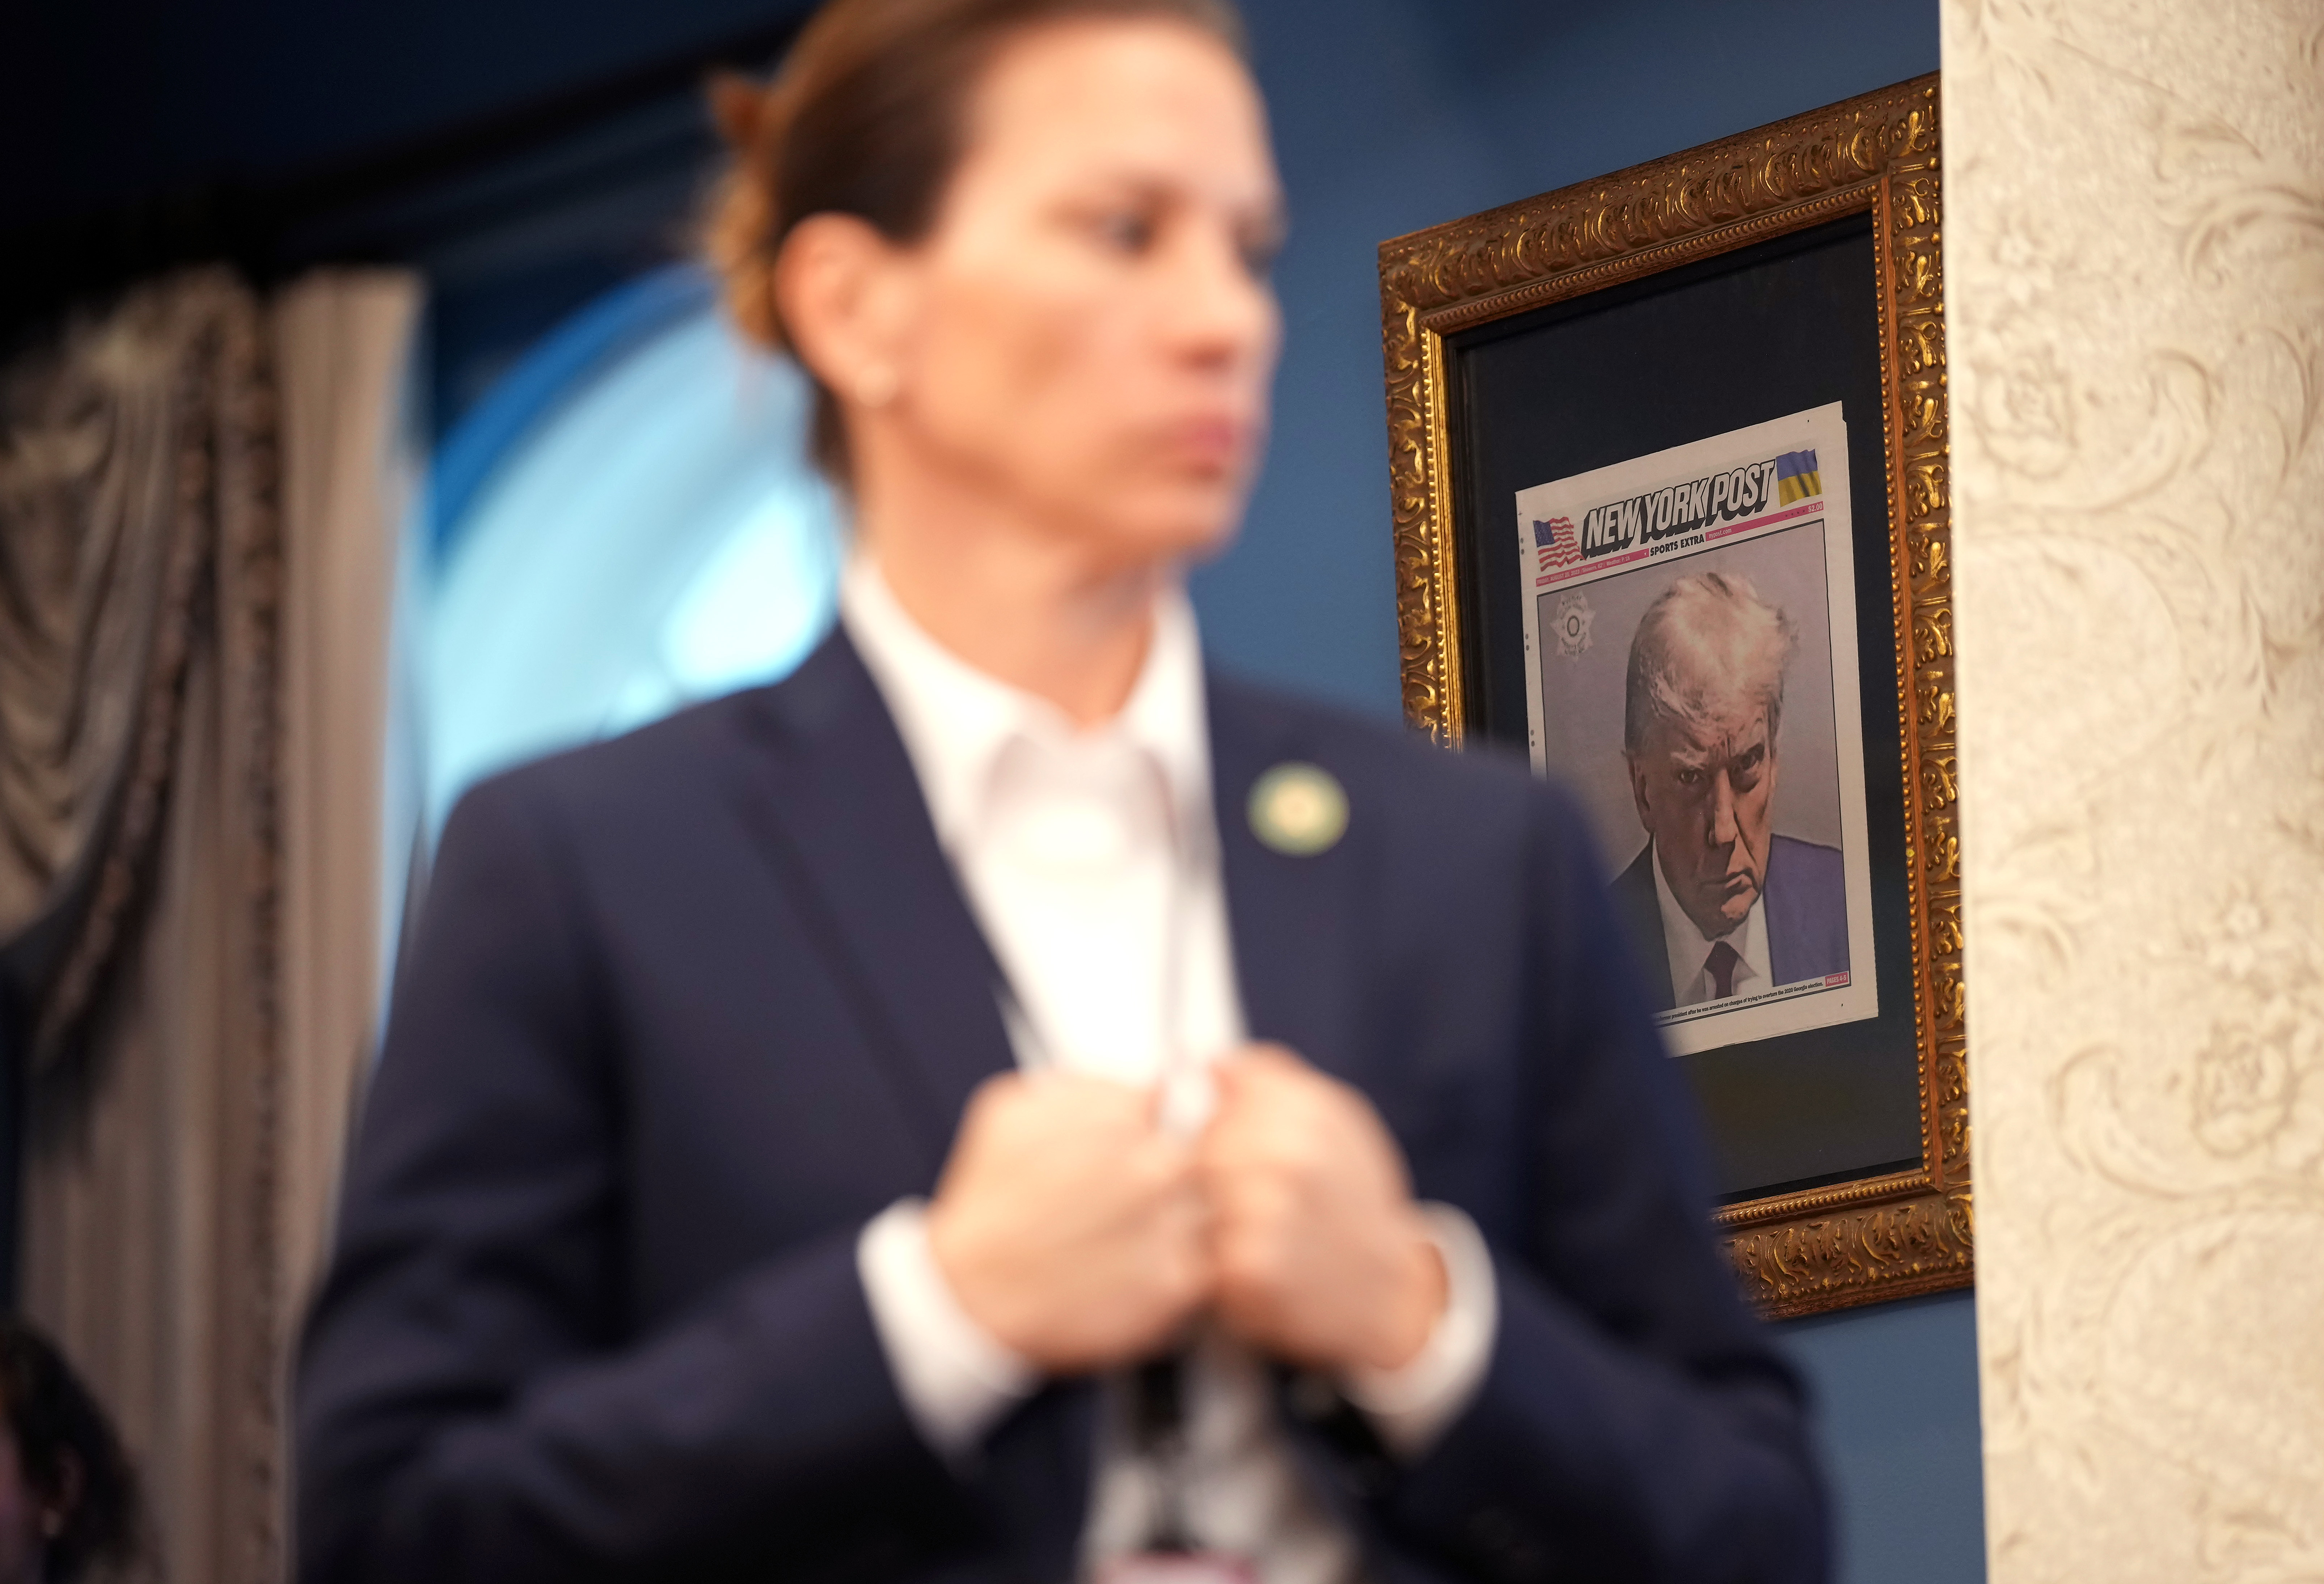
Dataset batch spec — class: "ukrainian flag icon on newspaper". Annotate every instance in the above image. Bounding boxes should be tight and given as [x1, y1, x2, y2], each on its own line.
[1775, 449, 1822, 507]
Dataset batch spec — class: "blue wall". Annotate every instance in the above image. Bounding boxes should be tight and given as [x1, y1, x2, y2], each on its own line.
[1782, 1292, 1985, 1584]
[1191, 4, 1982, 1582]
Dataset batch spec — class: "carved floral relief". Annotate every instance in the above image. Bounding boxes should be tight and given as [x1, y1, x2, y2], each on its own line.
[1944, 1, 2324, 1578]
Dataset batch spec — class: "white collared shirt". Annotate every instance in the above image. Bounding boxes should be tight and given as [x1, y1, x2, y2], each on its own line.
[1650, 841, 1774, 1005]
[840, 556, 1495, 1583]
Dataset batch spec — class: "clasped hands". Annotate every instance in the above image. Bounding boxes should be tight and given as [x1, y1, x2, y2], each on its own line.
[925, 1045, 1447, 1377]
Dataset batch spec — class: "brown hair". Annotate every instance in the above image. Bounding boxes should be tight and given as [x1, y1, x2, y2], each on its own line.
[704, 0, 1248, 482]
[0, 1318, 140, 1584]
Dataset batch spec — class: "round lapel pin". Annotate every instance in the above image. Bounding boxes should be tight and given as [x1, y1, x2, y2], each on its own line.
[1248, 762, 1348, 857]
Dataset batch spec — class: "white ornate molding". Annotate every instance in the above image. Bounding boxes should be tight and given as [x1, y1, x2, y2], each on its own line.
[1943, 2, 2324, 1579]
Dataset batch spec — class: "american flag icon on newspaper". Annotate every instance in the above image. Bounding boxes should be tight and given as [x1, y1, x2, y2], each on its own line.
[1533, 517, 1581, 573]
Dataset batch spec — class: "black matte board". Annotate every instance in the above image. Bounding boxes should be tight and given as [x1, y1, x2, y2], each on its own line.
[1443, 213, 1922, 1200]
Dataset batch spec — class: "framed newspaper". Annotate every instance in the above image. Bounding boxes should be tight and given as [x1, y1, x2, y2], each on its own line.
[1376, 76, 1967, 1318]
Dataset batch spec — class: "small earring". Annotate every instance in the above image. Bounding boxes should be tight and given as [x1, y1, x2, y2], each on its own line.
[857, 365, 897, 408]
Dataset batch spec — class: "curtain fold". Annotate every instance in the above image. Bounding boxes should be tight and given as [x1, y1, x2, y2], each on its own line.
[272, 271, 421, 1350]
[0, 273, 251, 1073]
[0, 265, 420, 1584]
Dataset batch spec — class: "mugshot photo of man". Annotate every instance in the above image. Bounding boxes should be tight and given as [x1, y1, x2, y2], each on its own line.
[1610, 572, 1850, 1011]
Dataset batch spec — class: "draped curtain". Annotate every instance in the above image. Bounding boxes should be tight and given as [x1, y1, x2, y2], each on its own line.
[0, 266, 419, 1584]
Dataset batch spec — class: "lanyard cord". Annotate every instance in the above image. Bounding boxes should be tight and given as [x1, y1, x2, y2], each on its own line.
[982, 781, 1209, 1555]
[1133, 1354, 1197, 1554]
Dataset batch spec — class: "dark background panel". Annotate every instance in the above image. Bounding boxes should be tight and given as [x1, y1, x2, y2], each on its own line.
[1446, 215, 1923, 1200]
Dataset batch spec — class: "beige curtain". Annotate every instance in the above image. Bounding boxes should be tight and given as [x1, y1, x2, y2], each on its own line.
[0, 266, 419, 1584]
[271, 273, 421, 1346]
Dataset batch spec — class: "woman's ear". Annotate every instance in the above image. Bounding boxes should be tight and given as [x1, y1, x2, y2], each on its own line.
[773, 213, 919, 410]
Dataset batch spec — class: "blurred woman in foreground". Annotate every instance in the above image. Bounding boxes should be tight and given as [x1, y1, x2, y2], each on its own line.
[296, 1, 1827, 1580]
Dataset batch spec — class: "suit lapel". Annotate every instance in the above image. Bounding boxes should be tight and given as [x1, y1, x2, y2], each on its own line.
[737, 647, 1379, 1128]
[726, 628, 1103, 1561]
[1207, 679, 1370, 1096]
[724, 628, 1018, 1172]
[1611, 844, 1677, 1011]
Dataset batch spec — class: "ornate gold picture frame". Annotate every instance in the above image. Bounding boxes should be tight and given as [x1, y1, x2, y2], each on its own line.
[1377, 75, 1966, 1319]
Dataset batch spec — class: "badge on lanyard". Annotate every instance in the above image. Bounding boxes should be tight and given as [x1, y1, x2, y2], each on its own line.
[1096, 1357, 1259, 1584]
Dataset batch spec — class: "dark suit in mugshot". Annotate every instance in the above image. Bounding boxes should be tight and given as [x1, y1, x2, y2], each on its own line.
[1609, 835, 1851, 1012]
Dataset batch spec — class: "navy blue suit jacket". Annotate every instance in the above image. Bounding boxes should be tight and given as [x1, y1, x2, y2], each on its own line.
[295, 628, 1826, 1584]
[1609, 837, 1850, 1012]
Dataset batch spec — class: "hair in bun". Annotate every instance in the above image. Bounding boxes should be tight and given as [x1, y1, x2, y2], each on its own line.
[703, 0, 1246, 481]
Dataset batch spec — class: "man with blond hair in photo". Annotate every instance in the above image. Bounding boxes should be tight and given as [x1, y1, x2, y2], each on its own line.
[1612, 571, 1850, 1011]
